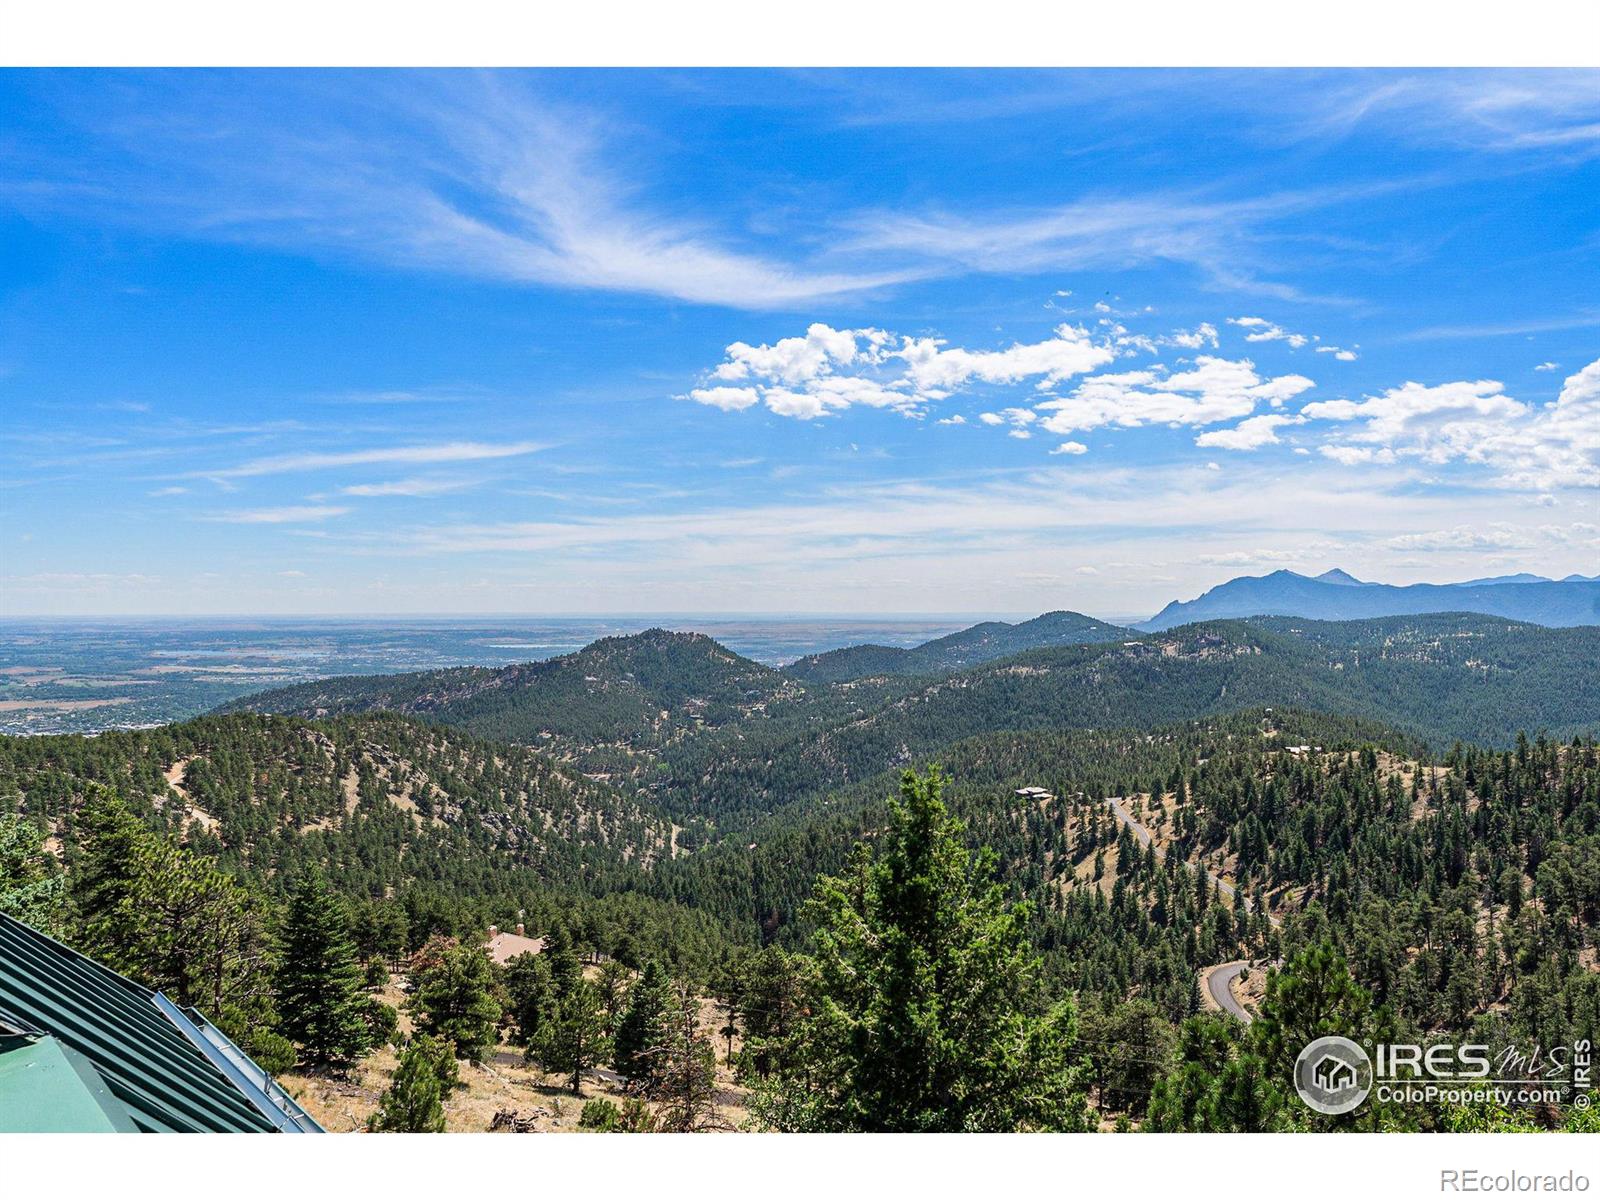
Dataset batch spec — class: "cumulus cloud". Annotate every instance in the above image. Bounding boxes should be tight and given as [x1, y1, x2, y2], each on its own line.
[1535, 361, 1560, 371]
[1036, 356, 1314, 435]
[1167, 322, 1220, 350]
[1228, 316, 1357, 360]
[1229, 316, 1311, 348]
[1303, 361, 1600, 489]
[1195, 413, 1304, 451]
[686, 322, 1113, 421]
[1050, 441, 1089, 456]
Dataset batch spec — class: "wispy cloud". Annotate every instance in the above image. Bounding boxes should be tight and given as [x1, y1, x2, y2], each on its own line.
[197, 441, 546, 480]
[1396, 310, 1600, 341]
[6, 74, 908, 310]
[199, 505, 349, 524]
[341, 478, 475, 497]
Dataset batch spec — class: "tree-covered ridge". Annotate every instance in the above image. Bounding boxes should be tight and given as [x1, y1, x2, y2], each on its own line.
[3, 701, 1595, 1131]
[784, 609, 1130, 684]
[219, 628, 797, 739]
[645, 616, 1600, 834]
[216, 616, 1600, 844]
[0, 711, 676, 893]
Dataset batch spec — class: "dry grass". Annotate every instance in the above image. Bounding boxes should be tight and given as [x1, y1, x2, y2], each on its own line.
[278, 973, 751, 1134]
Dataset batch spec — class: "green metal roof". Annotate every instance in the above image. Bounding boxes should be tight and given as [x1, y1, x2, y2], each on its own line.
[0, 1034, 137, 1132]
[0, 913, 321, 1133]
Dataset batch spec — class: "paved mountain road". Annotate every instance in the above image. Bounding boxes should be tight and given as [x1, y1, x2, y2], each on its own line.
[1204, 960, 1255, 1023]
[1103, 797, 1278, 1023]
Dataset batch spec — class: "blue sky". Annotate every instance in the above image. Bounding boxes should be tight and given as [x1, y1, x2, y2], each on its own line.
[2, 69, 1597, 620]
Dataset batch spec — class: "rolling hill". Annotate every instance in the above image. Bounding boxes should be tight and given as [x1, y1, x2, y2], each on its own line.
[218, 613, 1600, 835]
[784, 609, 1129, 683]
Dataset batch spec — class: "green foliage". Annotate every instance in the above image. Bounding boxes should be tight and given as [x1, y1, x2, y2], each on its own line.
[69, 792, 283, 1064]
[0, 812, 63, 934]
[505, 951, 557, 1046]
[578, 1098, 620, 1130]
[368, 1034, 454, 1133]
[578, 1097, 658, 1132]
[408, 942, 503, 1064]
[613, 961, 672, 1089]
[277, 873, 373, 1068]
[535, 979, 611, 1095]
[752, 768, 1090, 1132]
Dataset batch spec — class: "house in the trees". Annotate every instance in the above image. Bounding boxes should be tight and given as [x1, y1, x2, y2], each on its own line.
[484, 922, 546, 965]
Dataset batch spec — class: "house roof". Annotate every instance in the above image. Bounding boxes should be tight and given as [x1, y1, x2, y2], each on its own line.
[485, 929, 546, 965]
[0, 913, 321, 1133]
[0, 1034, 137, 1133]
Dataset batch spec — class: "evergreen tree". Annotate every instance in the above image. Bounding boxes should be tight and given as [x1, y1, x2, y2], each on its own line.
[536, 978, 610, 1095]
[368, 1034, 452, 1132]
[652, 982, 725, 1132]
[613, 960, 672, 1088]
[752, 768, 1090, 1132]
[409, 942, 503, 1064]
[277, 873, 373, 1068]
[504, 950, 557, 1047]
[0, 813, 63, 934]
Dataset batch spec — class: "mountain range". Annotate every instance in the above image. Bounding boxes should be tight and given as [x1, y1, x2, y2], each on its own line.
[1139, 569, 1600, 630]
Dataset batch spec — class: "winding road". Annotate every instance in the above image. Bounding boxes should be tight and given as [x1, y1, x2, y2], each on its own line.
[1103, 797, 1277, 1023]
[1204, 960, 1255, 1023]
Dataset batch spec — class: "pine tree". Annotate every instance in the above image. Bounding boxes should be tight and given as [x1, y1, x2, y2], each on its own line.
[368, 1034, 450, 1132]
[504, 950, 556, 1047]
[752, 767, 1090, 1132]
[536, 978, 610, 1095]
[409, 942, 503, 1064]
[0, 814, 63, 935]
[652, 982, 725, 1132]
[613, 960, 672, 1088]
[277, 873, 373, 1069]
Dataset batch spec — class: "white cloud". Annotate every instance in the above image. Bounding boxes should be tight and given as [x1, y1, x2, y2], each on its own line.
[1302, 363, 1600, 489]
[690, 322, 1113, 421]
[1228, 315, 1311, 348]
[1167, 322, 1220, 350]
[1037, 356, 1314, 435]
[1535, 361, 1560, 371]
[20, 76, 903, 310]
[202, 440, 546, 479]
[341, 478, 473, 497]
[1316, 345, 1359, 361]
[147, 485, 188, 496]
[1195, 413, 1303, 451]
[687, 386, 761, 412]
[1385, 522, 1599, 552]
[200, 505, 349, 524]
[1050, 441, 1089, 456]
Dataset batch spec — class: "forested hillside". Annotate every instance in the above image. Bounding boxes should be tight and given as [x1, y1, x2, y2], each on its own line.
[784, 609, 1129, 684]
[5, 606, 1598, 1134]
[218, 615, 1600, 842]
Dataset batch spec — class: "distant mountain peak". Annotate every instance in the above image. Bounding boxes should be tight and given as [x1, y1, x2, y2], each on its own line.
[1139, 568, 1599, 631]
